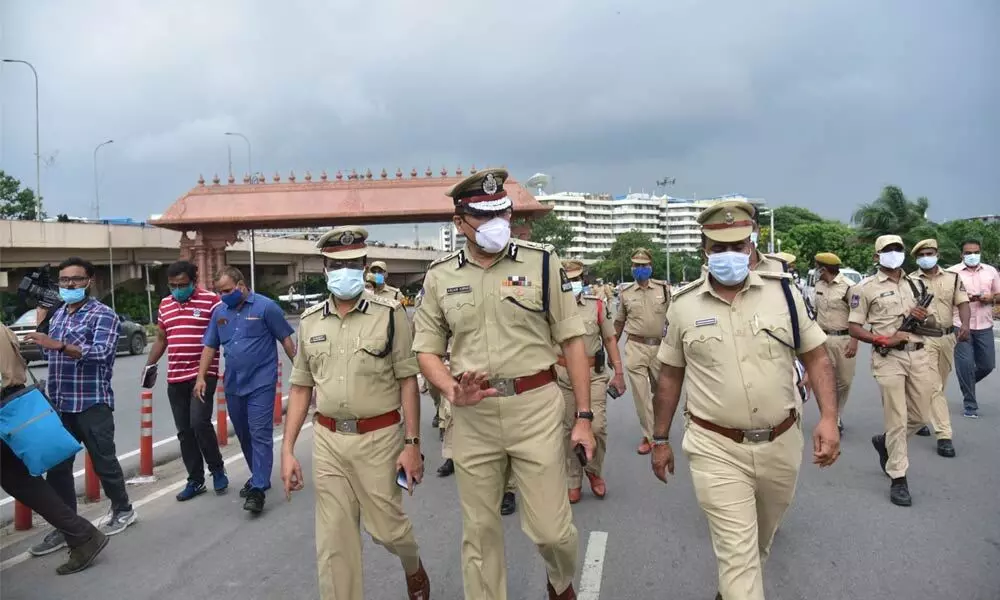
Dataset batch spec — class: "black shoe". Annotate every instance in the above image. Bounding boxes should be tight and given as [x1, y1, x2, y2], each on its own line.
[871, 434, 889, 476]
[937, 439, 956, 458]
[243, 488, 265, 514]
[916, 426, 931, 437]
[56, 532, 109, 575]
[715, 594, 723, 600]
[889, 477, 912, 507]
[437, 459, 454, 477]
[431, 414, 441, 429]
[500, 492, 516, 516]
[238, 479, 252, 498]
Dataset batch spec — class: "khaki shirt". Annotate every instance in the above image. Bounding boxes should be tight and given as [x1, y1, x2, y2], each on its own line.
[374, 285, 402, 302]
[615, 280, 670, 337]
[558, 295, 615, 357]
[814, 273, 854, 332]
[754, 251, 786, 273]
[848, 270, 927, 341]
[290, 292, 419, 420]
[1, 324, 27, 389]
[657, 272, 826, 429]
[412, 241, 586, 379]
[910, 268, 968, 330]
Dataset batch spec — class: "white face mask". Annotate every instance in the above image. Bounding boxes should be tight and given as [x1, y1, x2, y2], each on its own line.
[963, 253, 981, 267]
[916, 255, 938, 270]
[471, 217, 511, 254]
[571, 281, 584, 296]
[878, 250, 905, 270]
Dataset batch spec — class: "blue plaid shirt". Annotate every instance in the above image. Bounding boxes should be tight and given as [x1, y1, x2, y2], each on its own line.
[45, 298, 121, 413]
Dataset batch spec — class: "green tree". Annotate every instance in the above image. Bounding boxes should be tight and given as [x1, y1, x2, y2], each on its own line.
[0, 170, 41, 220]
[668, 250, 704, 283]
[770, 206, 824, 232]
[935, 220, 1000, 267]
[529, 211, 574, 255]
[851, 185, 930, 245]
[783, 221, 875, 273]
[589, 230, 667, 282]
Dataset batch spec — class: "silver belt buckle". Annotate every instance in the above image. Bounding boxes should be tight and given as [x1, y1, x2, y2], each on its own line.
[336, 418, 359, 434]
[742, 428, 772, 444]
[489, 378, 516, 397]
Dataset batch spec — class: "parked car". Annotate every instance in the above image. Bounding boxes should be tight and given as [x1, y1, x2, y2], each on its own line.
[8, 308, 148, 363]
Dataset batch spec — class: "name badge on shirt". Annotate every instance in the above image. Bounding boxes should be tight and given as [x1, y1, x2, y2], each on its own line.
[878, 291, 895, 298]
[695, 317, 717, 327]
[309, 334, 327, 343]
[247, 316, 262, 320]
[446, 285, 472, 295]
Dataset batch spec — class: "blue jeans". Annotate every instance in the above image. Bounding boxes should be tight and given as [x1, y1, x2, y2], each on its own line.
[953, 327, 996, 411]
[227, 386, 275, 491]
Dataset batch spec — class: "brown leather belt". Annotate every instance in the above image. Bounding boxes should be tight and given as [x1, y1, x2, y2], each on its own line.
[479, 368, 555, 397]
[627, 334, 662, 346]
[316, 410, 400, 435]
[690, 410, 798, 444]
[823, 329, 850, 336]
[556, 356, 596, 368]
[889, 342, 924, 352]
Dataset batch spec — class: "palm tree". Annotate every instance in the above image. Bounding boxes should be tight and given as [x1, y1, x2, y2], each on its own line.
[851, 185, 931, 244]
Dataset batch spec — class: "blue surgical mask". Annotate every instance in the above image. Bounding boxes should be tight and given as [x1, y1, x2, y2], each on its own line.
[373, 273, 385, 286]
[58, 287, 87, 305]
[571, 281, 584, 296]
[963, 253, 981, 267]
[327, 268, 365, 300]
[632, 265, 652, 281]
[916, 256, 938, 270]
[171, 284, 195, 302]
[707, 251, 751, 286]
[221, 288, 244, 308]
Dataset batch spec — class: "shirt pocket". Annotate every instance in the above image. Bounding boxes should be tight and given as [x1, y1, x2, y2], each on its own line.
[682, 326, 724, 366]
[871, 293, 903, 320]
[758, 315, 794, 359]
[499, 286, 545, 327]
[355, 337, 391, 375]
[244, 317, 269, 338]
[306, 341, 333, 375]
[441, 294, 478, 333]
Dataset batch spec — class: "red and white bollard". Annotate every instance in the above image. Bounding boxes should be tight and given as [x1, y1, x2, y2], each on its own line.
[85, 453, 100, 502]
[14, 500, 33, 530]
[273, 358, 283, 425]
[216, 372, 228, 446]
[139, 390, 154, 476]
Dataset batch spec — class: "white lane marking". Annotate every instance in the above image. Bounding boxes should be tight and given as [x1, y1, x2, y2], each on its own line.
[0, 421, 310, 573]
[0, 396, 289, 508]
[578, 530, 609, 600]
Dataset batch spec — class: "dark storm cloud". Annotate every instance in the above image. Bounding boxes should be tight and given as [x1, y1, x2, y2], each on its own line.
[1, 0, 996, 245]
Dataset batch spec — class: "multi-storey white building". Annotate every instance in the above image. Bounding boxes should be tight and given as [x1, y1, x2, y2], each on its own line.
[537, 191, 765, 261]
[438, 223, 467, 253]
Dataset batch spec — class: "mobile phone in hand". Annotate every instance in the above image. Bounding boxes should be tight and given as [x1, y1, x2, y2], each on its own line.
[396, 453, 425, 491]
[573, 444, 588, 467]
[606, 384, 621, 399]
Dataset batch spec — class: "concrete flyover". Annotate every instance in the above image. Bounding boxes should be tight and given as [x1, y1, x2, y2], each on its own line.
[0, 220, 445, 300]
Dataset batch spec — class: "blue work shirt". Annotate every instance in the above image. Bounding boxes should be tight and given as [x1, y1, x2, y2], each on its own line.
[203, 292, 294, 396]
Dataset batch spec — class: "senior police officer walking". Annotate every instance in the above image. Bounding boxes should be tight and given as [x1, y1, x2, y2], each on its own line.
[650, 200, 840, 600]
[910, 238, 971, 456]
[614, 248, 670, 455]
[281, 226, 430, 600]
[560, 260, 626, 503]
[812, 252, 859, 431]
[413, 168, 595, 600]
[848, 235, 936, 506]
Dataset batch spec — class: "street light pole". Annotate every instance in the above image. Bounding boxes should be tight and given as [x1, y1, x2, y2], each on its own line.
[93, 139, 114, 220]
[2, 59, 42, 219]
[225, 132, 255, 289]
[769, 210, 775, 254]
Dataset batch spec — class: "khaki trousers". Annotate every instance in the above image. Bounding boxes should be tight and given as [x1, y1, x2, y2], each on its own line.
[555, 364, 609, 488]
[439, 397, 454, 460]
[453, 382, 578, 599]
[624, 340, 661, 440]
[313, 422, 421, 600]
[683, 418, 804, 600]
[925, 334, 957, 440]
[871, 348, 933, 478]
[823, 335, 857, 414]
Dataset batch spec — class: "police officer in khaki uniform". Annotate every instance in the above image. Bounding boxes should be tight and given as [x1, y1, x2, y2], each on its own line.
[614, 248, 670, 455]
[280, 226, 430, 600]
[559, 260, 626, 503]
[848, 234, 937, 507]
[650, 200, 840, 600]
[812, 252, 859, 431]
[413, 168, 595, 600]
[910, 238, 971, 457]
[367, 260, 403, 301]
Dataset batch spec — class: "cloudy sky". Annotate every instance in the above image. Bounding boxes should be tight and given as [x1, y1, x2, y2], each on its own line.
[1, 0, 997, 244]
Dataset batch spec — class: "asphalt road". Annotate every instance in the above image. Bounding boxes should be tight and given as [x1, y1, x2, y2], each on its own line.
[2, 341, 998, 600]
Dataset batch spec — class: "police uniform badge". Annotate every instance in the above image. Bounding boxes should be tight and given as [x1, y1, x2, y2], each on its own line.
[339, 231, 356, 246]
[559, 268, 572, 293]
[482, 173, 500, 195]
[850, 293, 860, 308]
[724, 210, 735, 225]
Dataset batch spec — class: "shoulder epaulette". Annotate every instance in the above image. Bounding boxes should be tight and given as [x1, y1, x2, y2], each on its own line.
[671, 277, 704, 300]
[758, 271, 794, 281]
[363, 290, 402, 310]
[511, 238, 555, 253]
[428, 249, 464, 270]
[620, 282, 637, 291]
[301, 301, 326, 319]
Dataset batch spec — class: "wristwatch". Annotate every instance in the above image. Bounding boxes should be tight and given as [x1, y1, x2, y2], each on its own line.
[575, 411, 594, 421]
[651, 435, 670, 446]
[404, 437, 420, 446]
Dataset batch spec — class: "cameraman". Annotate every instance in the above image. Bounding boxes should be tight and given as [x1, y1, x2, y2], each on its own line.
[24, 257, 137, 557]
[1, 323, 109, 574]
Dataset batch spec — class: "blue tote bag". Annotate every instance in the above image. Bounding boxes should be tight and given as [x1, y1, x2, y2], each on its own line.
[0, 350, 83, 476]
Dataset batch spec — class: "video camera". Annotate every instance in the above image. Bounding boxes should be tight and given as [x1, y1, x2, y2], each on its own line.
[17, 265, 63, 334]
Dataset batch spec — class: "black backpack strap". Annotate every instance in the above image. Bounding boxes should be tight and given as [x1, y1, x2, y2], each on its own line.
[541, 249, 551, 314]
[780, 278, 802, 351]
[362, 306, 395, 359]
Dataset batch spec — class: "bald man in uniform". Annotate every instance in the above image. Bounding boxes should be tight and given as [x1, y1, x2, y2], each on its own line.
[413, 168, 595, 600]
[614, 248, 670, 455]
[651, 200, 839, 600]
[910, 238, 971, 457]
[812, 252, 859, 431]
[281, 226, 430, 600]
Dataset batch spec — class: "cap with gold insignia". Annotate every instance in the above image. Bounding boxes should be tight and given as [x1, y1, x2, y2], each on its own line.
[562, 259, 584, 279]
[910, 238, 938, 256]
[630, 248, 653, 265]
[447, 167, 512, 215]
[774, 251, 797, 265]
[696, 200, 755, 243]
[369, 260, 388, 272]
[814, 252, 842, 266]
[316, 225, 369, 260]
[875, 234, 904, 253]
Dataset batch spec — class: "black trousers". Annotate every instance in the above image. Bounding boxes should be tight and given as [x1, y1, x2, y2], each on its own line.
[167, 376, 224, 484]
[0, 385, 100, 547]
[47, 404, 131, 513]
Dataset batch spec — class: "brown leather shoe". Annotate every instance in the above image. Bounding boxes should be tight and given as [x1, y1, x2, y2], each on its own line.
[568, 488, 582, 504]
[547, 581, 577, 599]
[405, 560, 430, 599]
[637, 437, 652, 455]
[586, 471, 606, 498]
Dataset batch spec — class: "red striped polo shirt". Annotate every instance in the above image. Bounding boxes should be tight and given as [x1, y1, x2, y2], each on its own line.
[158, 288, 221, 383]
